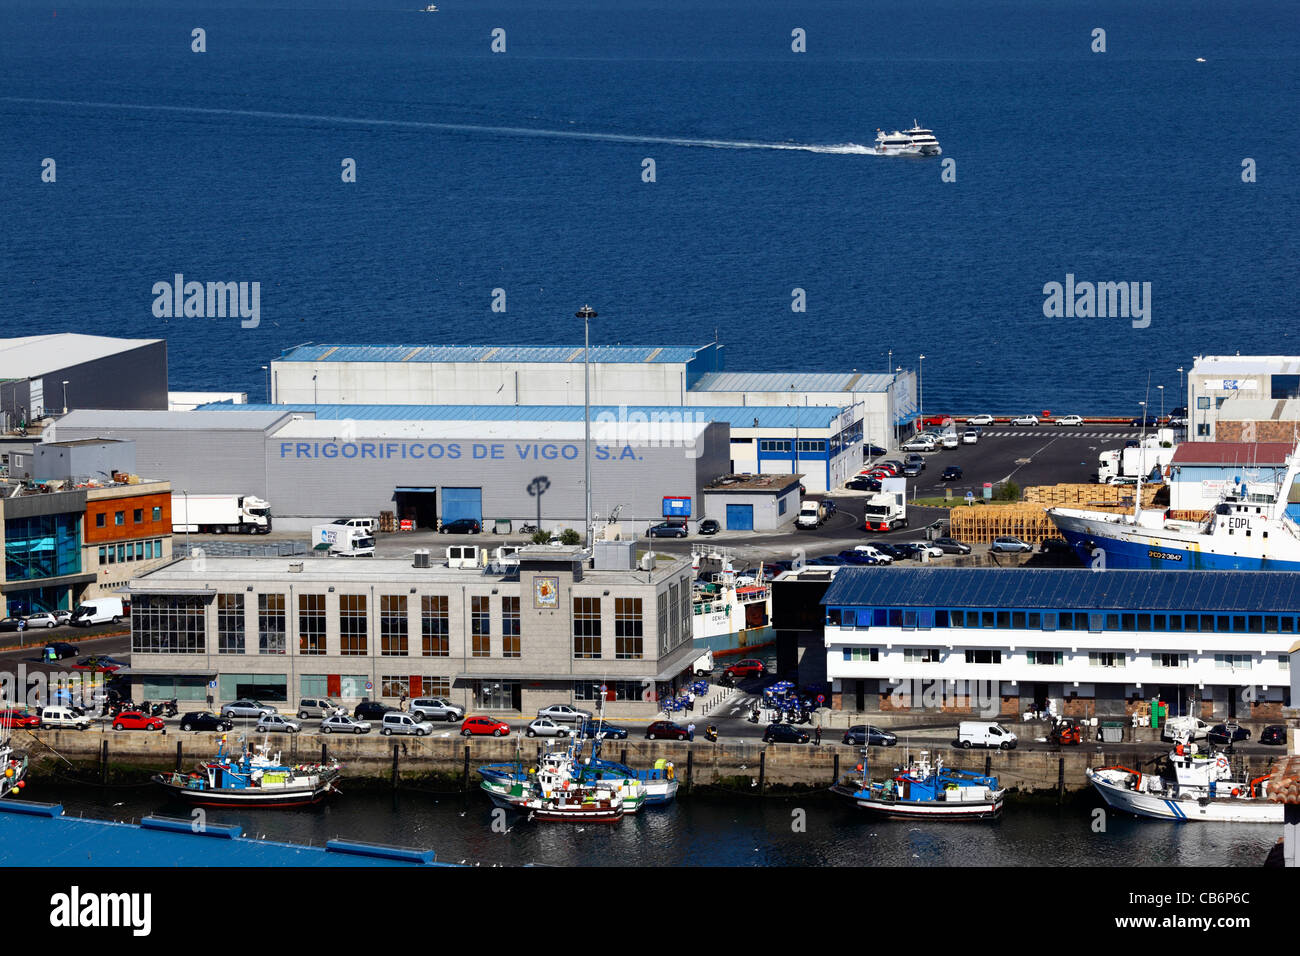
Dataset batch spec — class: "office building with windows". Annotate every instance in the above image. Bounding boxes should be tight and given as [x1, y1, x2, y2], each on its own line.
[0, 483, 92, 615]
[126, 543, 698, 717]
[821, 567, 1296, 722]
[1187, 355, 1300, 442]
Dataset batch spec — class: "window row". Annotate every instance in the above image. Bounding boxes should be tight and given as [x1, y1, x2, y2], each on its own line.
[829, 606, 1300, 635]
[95, 505, 164, 528]
[838, 646, 1290, 670]
[99, 539, 166, 565]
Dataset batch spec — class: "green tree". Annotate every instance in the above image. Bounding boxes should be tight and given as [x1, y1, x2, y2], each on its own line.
[530, 529, 551, 544]
[559, 528, 582, 546]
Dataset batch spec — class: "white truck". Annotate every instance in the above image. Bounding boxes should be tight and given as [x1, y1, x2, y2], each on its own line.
[172, 493, 271, 534]
[1097, 434, 1177, 484]
[863, 489, 908, 532]
[795, 500, 828, 529]
[70, 596, 127, 627]
[310, 523, 375, 557]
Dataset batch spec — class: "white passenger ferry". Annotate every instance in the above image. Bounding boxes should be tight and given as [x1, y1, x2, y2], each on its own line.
[874, 121, 941, 156]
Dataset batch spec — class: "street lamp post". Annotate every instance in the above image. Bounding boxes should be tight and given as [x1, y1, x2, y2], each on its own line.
[887, 349, 892, 376]
[61, 380, 69, 415]
[918, 354, 926, 428]
[894, 366, 903, 449]
[1157, 385, 1165, 422]
[576, 305, 597, 548]
[261, 366, 270, 403]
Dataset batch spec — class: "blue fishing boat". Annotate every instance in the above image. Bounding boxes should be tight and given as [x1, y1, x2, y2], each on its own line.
[153, 735, 342, 808]
[831, 750, 1004, 820]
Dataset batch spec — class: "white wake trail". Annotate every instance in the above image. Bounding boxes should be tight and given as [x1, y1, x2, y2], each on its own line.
[1, 96, 879, 154]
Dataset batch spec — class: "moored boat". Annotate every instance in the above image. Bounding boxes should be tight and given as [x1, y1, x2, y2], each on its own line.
[831, 750, 1004, 820]
[1086, 745, 1282, 823]
[153, 735, 341, 808]
[1, 732, 28, 799]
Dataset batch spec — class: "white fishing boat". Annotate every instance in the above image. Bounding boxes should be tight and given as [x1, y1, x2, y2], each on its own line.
[691, 547, 773, 652]
[831, 749, 1005, 820]
[1086, 744, 1281, 823]
[1, 720, 28, 799]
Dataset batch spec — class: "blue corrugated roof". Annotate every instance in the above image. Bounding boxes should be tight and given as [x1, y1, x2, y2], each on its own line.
[820, 567, 1300, 613]
[198, 403, 848, 430]
[278, 344, 709, 365]
[691, 371, 897, 393]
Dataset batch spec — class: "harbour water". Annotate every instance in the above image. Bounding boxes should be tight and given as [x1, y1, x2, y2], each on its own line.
[3, 0, 1297, 411]
[31, 780, 1277, 867]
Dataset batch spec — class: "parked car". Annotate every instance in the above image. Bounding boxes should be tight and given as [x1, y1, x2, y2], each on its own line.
[1161, 715, 1210, 742]
[1130, 415, 1160, 428]
[37, 705, 91, 730]
[113, 710, 164, 732]
[0, 708, 41, 729]
[381, 712, 434, 736]
[320, 714, 371, 734]
[297, 697, 343, 719]
[255, 713, 303, 734]
[847, 477, 881, 493]
[865, 444, 888, 457]
[965, 414, 994, 425]
[904, 454, 926, 469]
[23, 612, 62, 629]
[526, 717, 575, 738]
[921, 415, 951, 428]
[838, 549, 878, 565]
[42, 642, 79, 661]
[1206, 723, 1250, 747]
[853, 544, 893, 564]
[872, 542, 911, 561]
[647, 521, 688, 538]
[842, 725, 898, 747]
[961, 428, 980, 444]
[221, 699, 276, 719]
[0, 617, 27, 632]
[901, 461, 923, 477]
[354, 700, 398, 721]
[439, 518, 481, 534]
[461, 716, 511, 737]
[809, 555, 848, 567]
[901, 436, 937, 452]
[903, 542, 944, 560]
[763, 723, 810, 744]
[1055, 415, 1084, 426]
[179, 711, 234, 732]
[1260, 725, 1287, 745]
[1039, 537, 1074, 554]
[698, 518, 720, 535]
[990, 536, 1033, 553]
[1011, 415, 1039, 426]
[932, 537, 972, 555]
[408, 697, 464, 722]
[941, 465, 963, 481]
[939, 432, 959, 449]
[578, 720, 629, 739]
[536, 704, 592, 723]
[645, 720, 689, 741]
[723, 659, 766, 680]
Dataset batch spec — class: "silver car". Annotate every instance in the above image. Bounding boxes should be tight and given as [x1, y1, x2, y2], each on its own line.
[526, 717, 576, 738]
[255, 713, 302, 734]
[990, 536, 1033, 553]
[320, 714, 371, 734]
[408, 697, 465, 722]
[535, 704, 592, 723]
[221, 699, 276, 719]
[24, 612, 62, 629]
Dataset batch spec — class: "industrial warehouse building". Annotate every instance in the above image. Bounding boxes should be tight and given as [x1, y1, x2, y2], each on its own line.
[0, 333, 168, 430]
[125, 544, 699, 718]
[268, 341, 916, 453]
[821, 567, 1295, 722]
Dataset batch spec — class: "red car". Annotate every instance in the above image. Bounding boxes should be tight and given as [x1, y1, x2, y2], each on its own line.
[723, 658, 767, 680]
[0, 709, 41, 729]
[460, 716, 510, 737]
[921, 415, 952, 428]
[112, 710, 164, 731]
[645, 720, 689, 741]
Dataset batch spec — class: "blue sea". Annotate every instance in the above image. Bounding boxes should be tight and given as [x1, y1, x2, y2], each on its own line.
[2, 0, 1296, 412]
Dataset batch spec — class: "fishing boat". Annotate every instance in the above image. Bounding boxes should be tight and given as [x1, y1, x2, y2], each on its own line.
[1, 721, 28, 799]
[522, 783, 625, 823]
[153, 735, 341, 808]
[691, 547, 773, 653]
[479, 738, 650, 812]
[1086, 744, 1282, 823]
[831, 749, 1005, 819]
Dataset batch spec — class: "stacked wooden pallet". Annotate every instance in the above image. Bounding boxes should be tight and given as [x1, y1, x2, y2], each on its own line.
[948, 504, 1056, 546]
[1023, 483, 1161, 509]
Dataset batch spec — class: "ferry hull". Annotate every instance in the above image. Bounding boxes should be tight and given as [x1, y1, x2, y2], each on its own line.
[1086, 770, 1283, 823]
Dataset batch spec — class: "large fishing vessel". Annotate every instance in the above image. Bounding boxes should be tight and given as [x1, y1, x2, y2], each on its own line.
[874, 121, 941, 156]
[1086, 745, 1282, 823]
[691, 547, 773, 653]
[153, 736, 342, 808]
[1048, 443, 1300, 570]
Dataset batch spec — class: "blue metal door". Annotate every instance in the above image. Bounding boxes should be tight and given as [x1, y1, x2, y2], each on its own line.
[725, 503, 754, 531]
[440, 487, 483, 524]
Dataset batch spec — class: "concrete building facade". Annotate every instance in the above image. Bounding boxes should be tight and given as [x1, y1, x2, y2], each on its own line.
[126, 545, 699, 717]
[1187, 355, 1300, 442]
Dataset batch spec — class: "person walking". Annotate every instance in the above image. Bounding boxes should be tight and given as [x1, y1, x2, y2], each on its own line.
[687, 691, 695, 714]
[687, 720, 696, 742]
[814, 725, 822, 746]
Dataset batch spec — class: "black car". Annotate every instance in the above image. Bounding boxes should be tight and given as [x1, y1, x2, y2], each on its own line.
[43, 641, 79, 660]
[577, 720, 629, 740]
[821, 499, 837, 517]
[763, 723, 810, 744]
[873, 542, 911, 561]
[354, 700, 398, 721]
[179, 711, 234, 732]
[698, 519, 720, 535]
[846, 476, 881, 492]
[648, 521, 688, 538]
[1260, 725, 1287, 745]
[1206, 723, 1250, 747]
[1039, 537, 1074, 554]
[1130, 415, 1160, 428]
[440, 518, 481, 534]
[932, 537, 972, 555]
[0, 617, 27, 632]
[940, 466, 963, 481]
[808, 555, 847, 567]
[865, 445, 888, 458]
[842, 724, 898, 747]
[837, 549, 878, 565]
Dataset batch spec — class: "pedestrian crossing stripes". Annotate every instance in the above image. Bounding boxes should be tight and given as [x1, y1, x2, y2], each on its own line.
[979, 431, 1131, 438]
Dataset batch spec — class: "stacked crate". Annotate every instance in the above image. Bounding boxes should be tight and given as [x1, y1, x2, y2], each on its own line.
[1022, 483, 1161, 510]
[948, 504, 1056, 546]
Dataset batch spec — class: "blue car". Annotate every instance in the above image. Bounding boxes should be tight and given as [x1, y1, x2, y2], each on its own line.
[578, 720, 629, 740]
[837, 549, 878, 565]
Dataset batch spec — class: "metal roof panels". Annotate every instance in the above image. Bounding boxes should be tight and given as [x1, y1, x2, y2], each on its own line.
[277, 344, 708, 365]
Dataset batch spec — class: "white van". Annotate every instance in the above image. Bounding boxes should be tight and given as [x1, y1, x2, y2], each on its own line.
[795, 502, 824, 529]
[940, 432, 959, 449]
[958, 721, 1018, 750]
[381, 712, 434, 737]
[333, 517, 377, 533]
[1161, 715, 1210, 742]
[39, 706, 91, 730]
[70, 597, 126, 627]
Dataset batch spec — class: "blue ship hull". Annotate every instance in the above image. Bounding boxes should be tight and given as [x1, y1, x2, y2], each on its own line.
[1055, 524, 1300, 572]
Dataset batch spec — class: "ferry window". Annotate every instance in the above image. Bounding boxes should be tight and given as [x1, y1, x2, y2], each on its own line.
[1121, 614, 1135, 630]
[1137, 614, 1151, 630]
[1089, 614, 1105, 633]
[1074, 613, 1090, 630]
[993, 611, 1007, 628]
[827, 608, 842, 626]
[1027, 612, 1041, 629]
[873, 608, 887, 627]
[917, 610, 933, 630]
[889, 609, 903, 627]
[1280, 616, 1294, 633]
[855, 610, 871, 630]
[1232, 615, 1246, 631]
[1040, 612, 1055, 631]
[1012, 612, 1026, 629]
[1057, 613, 1074, 631]
[949, 610, 963, 628]
[902, 611, 916, 630]
[934, 610, 948, 628]
[1249, 615, 1263, 632]
[1265, 616, 1278, 633]
[981, 611, 994, 628]
[1217, 615, 1231, 631]
[1105, 614, 1119, 630]
[1167, 614, 1182, 632]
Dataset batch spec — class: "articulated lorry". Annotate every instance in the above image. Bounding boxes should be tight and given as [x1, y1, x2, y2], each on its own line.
[171, 493, 272, 534]
[863, 489, 908, 532]
[311, 524, 375, 557]
[1097, 434, 1176, 484]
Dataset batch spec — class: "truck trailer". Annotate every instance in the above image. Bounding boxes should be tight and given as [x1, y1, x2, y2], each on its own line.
[171, 493, 271, 534]
[310, 523, 375, 557]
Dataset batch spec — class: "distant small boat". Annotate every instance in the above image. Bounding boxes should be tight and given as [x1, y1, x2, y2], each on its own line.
[1195, 57, 1206, 62]
[423, 3, 439, 10]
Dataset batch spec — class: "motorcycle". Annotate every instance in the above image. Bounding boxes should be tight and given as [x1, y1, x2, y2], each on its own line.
[518, 523, 539, 534]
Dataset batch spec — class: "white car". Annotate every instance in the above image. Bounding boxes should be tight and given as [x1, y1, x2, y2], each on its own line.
[526, 717, 575, 738]
[255, 713, 302, 734]
[23, 612, 61, 629]
[966, 414, 994, 425]
[961, 429, 980, 444]
[853, 544, 893, 564]
[1055, 415, 1084, 426]
[1011, 415, 1039, 426]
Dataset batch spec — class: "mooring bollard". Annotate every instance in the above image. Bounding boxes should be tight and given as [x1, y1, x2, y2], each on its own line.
[1058, 756, 1065, 803]
[175, 741, 183, 772]
[100, 739, 109, 785]
[758, 749, 766, 795]
[392, 744, 400, 789]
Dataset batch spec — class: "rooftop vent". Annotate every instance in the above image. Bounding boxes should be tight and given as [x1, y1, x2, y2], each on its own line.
[413, 549, 430, 569]
[288, 562, 303, 573]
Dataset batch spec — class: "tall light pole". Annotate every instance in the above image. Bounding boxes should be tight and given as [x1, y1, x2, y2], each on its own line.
[261, 366, 270, 403]
[61, 380, 69, 414]
[895, 367, 903, 449]
[577, 304, 597, 547]
[1157, 384, 1165, 422]
[918, 354, 926, 429]
[886, 349, 892, 376]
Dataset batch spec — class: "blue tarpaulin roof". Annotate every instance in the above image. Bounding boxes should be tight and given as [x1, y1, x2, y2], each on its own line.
[820, 567, 1300, 613]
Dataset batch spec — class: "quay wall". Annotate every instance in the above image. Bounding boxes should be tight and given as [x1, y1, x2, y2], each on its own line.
[16, 729, 1285, 796]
